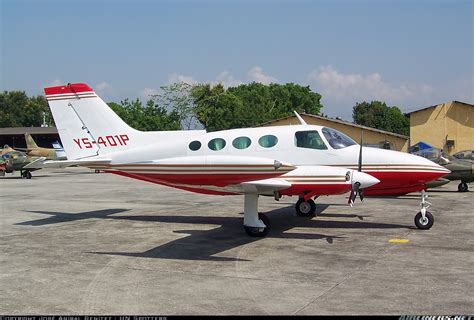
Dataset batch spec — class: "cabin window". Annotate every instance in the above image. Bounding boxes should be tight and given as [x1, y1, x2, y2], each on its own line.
[258, 135, 278, 148]
[232, 136, 252, 149]
[208, 138, 226, 151]
[295, 130, 328, 150]
[189, 140, 201, 151]
[321, 127, 357, 149]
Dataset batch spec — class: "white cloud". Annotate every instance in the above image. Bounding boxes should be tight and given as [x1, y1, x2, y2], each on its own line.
[307, 65, 436, 119]
[167, 73, 196, 85]
[308, 65, 433, 103]
[95, 81, 112, 92]
[140, 87, 160, 99]
[47, 79, 62, 87]
[247, 66, 277, 84]
[214, 71, 243, 88]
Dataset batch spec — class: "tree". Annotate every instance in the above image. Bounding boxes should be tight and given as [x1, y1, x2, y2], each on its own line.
[108, 99, 180, 131]
[352, 101, 409, 136]
[191, 82, 323, 131]
[0, 91, 53, 127]
[151, 82, 198, 130]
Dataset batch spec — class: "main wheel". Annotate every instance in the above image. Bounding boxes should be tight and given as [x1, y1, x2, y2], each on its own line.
[458, 182, 468, 192]
[25, 171, 32, 179]
[295, 198, 316, 216]
[244, 213, 270, 237]
[414, 211, 434, 230]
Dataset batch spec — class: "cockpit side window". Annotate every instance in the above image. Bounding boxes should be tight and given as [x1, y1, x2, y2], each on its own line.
[294, 131, 327, 150]
[321, 127, 357, 149]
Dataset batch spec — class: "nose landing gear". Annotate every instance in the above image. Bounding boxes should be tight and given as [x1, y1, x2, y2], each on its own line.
[415, 190, 434, 230]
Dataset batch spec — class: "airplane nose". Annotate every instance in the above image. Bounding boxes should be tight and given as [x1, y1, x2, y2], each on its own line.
[352, 171, 380, 189]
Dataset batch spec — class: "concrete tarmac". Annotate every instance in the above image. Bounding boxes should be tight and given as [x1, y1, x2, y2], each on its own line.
[1, 168, 473, 315]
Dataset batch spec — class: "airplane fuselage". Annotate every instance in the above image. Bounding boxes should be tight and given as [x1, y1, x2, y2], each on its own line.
[90, 125, 449, 197]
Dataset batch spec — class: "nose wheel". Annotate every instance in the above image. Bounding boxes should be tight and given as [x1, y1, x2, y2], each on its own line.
[295, 198, 316, 216]
[414, 211, 434, 229]
[415, 190, 434, 230]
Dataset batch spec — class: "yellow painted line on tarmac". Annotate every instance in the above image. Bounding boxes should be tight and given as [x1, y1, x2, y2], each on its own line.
[389, 239, 410, 243]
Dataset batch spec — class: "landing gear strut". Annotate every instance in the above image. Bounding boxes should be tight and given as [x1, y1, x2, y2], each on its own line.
[21, 170, 32, 179]
[458, 182, 468, 192]
[414, 190, 434, 230]
[243, 193, 270, 237]
[295, 198, 316, 216]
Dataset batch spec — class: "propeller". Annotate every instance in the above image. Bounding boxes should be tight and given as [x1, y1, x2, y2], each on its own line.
[349, 130, 365, 206]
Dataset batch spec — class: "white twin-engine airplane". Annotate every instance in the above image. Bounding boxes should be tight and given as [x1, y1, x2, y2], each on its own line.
[43, 83, 450, 237]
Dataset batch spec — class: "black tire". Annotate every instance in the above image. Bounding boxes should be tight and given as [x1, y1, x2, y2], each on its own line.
[458, 182, 468, 192]
[95, 169, 101, 174]
[244, 213, 270, 237]
[295, 198, 316, 216]
[414, 211, 434, 230]
[25, 171, 32, 179]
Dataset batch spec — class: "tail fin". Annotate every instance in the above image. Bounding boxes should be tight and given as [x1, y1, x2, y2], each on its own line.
[25, 133, 39, 149]
[52, 141, 67, 160]
[44, 83, 139, 160]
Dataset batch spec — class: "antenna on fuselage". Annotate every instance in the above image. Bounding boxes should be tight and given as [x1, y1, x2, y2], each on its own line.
[293, 111, 307, 125]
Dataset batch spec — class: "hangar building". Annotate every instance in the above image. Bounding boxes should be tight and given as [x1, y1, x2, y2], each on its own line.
[0, 127, 60, 149]
[407, 101, 473, 154]
[256, 113, 409, 152]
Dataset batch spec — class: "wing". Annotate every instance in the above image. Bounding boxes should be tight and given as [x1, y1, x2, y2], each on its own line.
[87, 155, 295, 187]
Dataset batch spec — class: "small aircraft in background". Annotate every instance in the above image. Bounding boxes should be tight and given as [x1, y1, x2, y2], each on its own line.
[413, 148, 473, 192]
[14, 133, 67, 160]
[0, 145, 44, 179]
[452, 150, 473, 162]
[42, 83, 450, 236]
[0, 135, 66, 179]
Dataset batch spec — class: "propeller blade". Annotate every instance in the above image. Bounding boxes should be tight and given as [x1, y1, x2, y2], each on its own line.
[348, 190, 355, 206]
[348, 182, 360, 206]
[358, 130, 363, 172]
[359, 189, 364, 202]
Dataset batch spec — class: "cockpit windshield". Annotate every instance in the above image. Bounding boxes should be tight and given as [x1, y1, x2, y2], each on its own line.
[414, 148, 455, 163]
[321, 127, 357, 149]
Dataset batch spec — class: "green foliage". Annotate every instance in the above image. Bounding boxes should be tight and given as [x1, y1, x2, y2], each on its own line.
[0, 82, 323, 133]
[0, 91, 53, 127]
[151, 82, 197, 130]
[191, 82, 323, 131]
[108, 99, 180, 131]
[352, 101, 409, 136]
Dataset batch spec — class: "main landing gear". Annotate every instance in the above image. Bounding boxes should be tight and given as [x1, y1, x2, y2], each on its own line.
[414, 190, 434, 230]
[295, 198, 317, 217]
[243, 193, 270, 237]
[458, 182, 469, 192]
[20, 170, 32, 179]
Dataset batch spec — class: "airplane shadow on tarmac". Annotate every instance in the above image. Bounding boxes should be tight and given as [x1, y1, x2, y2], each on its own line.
[20, 204, 410, 262]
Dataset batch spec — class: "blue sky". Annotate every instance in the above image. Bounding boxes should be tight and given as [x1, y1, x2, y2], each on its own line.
[1, 0, 472, 120]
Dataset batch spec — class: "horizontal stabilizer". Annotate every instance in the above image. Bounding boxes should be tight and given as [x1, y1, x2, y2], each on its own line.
[42, 158, 111, 169]
[22, 157, 47, 169]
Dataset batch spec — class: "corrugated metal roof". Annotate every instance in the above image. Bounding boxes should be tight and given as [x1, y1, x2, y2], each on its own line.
[0, 127, 59, 135]
[256, 113, 409, 139]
